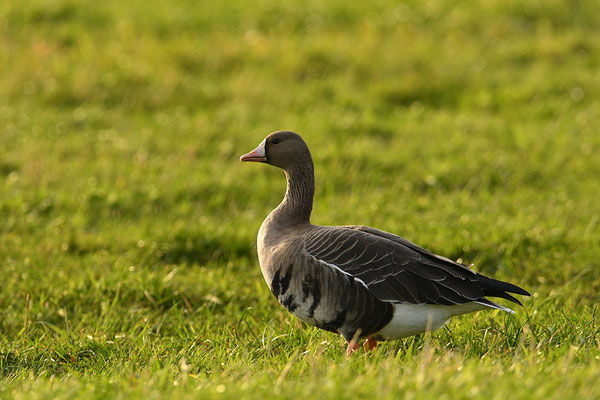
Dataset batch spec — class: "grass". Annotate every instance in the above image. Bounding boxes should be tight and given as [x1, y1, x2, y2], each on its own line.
[1, 0, 599, 398]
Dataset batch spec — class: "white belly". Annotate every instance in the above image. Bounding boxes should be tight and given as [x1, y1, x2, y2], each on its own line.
[375, 302, 487, 339]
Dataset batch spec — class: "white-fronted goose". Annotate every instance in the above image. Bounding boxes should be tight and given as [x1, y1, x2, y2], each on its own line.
[240, 131, 529, 354]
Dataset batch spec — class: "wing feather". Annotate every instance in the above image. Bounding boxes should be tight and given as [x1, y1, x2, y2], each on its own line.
[304, 225, 529, 307]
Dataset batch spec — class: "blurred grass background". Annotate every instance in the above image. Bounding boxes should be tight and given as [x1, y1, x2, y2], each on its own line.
[1, 0, 599, 398]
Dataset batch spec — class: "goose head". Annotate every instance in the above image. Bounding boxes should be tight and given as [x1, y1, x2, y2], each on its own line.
[240, 130, 312, 170]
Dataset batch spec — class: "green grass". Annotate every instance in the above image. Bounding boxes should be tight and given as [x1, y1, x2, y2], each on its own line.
[1, 0, 599, 398]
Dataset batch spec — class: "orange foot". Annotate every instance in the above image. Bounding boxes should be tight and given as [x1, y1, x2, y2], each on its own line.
[364, 339, 378, 352]
[346, 340, 360, 356]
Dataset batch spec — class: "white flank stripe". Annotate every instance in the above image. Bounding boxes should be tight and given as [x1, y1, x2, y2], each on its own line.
[474, 300, 515, 314]
[311, 255, 369, 290]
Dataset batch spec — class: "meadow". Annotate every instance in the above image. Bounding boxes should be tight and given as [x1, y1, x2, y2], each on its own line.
[1, 0, 599, 398]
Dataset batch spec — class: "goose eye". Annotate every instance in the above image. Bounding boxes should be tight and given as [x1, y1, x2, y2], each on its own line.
[271, 138, 281, 144]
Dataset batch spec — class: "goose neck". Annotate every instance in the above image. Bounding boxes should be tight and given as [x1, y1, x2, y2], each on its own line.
[278, 163, 314, 225]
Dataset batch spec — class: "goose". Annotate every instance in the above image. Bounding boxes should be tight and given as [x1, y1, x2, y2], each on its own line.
[240, 130, 529, 354]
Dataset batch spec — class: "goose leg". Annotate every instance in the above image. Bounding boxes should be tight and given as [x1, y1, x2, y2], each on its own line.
[346, 329, 363, 356]
[346, 341, 360, 355]
[364, 339, 378, 352]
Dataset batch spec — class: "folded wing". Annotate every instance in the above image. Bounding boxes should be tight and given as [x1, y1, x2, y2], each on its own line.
[304, 225, 530, 310]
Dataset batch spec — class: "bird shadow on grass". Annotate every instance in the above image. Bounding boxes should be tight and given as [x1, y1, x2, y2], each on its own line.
[154, 229, 255, 267]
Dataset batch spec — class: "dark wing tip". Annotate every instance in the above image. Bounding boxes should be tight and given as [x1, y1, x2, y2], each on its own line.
[496, 280, 531, 297]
